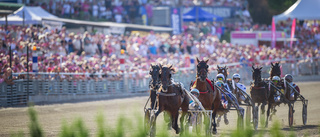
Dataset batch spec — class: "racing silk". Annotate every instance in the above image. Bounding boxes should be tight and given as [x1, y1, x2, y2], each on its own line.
[236, 83, 247, 93]
[223, 83, 232, 93]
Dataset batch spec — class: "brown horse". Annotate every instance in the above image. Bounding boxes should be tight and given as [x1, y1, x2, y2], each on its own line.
[154, 64, 189, 134]
[191, 58, 221, 133]
[217, 65, 228, 83]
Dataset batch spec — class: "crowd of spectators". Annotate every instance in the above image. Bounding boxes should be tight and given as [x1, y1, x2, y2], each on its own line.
[26, 0, 249, 24]
[0, 19, 319, 84]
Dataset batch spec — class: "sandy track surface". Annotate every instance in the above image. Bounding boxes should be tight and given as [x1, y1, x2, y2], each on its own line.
[0, 82, 319, 137]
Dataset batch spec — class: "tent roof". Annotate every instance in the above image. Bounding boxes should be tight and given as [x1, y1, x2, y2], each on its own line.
[0, 6, 57, 25]
[273, 0, 320, 22]
[42, 17, 173, 32]
[183, 7, 222, 22]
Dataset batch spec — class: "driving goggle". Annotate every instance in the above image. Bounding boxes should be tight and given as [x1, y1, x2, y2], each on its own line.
[233, 78, 240, 80]
[273, 80, 279, 83]
[191, 92, 199, 96]
[217, 78, 223, 81]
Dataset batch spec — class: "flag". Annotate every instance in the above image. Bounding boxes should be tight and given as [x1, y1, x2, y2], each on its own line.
[271, 18, 276, 48]
[290, 18, 296, 48]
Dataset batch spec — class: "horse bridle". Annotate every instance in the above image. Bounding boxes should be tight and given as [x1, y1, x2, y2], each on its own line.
[150, 67, 160, 89]
[197, 61, 208, 81]
[160, 67, 174, 92]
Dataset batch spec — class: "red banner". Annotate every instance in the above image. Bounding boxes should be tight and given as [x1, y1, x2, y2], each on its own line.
[271, 18, 276, 48]
[290, 18, 296, 48]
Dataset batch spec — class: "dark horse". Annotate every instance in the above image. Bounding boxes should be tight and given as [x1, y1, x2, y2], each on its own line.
[191, 58, 221, 133]
[154, 64, 189, 134]
[265, 62, 282, 127]
[149, 64, 160, 109]
[250, 65, 270, 129]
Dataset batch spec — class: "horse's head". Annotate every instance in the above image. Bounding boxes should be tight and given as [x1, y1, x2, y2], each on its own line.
[159, 64, 175, 91]
[217, 65, 228, 82]
[252, 65, 263, 86]
[196, 58, 209, 82]
[149, 64, 160, 89]
[270, 62, 281, 78]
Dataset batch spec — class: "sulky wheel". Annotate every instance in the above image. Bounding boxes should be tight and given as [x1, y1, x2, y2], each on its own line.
[253, 106, 259, 130]
[144, 109, 150, 133]
[302, 103, 307, 125]
[246, 106, 252, 125]
[237, 109, 245, 129]
[195, 113, 203, 135]
[288, 104, 294, 127]
[149, 113, 156, 137]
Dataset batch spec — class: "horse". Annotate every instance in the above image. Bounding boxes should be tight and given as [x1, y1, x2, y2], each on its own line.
[217, 65, 229, 83]
[149, 64, 160, 109]
[216, 65, 231, 125]
[191, 58, 221, 133]
[265, 62, 283, 126]
[154, 64, 189, 134]
[250, 65, 270, 128]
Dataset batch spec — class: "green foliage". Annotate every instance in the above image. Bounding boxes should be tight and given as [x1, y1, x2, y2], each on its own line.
[10, 131, 24, 137]
[269, 120, 284, 137]
[59, 118, 89, 137]
[28, 107, 44, 137]
[268, 0, 297, 14]
[96, 112, 106, 137]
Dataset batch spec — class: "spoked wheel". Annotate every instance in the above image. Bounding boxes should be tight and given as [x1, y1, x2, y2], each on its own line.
[195, 113, 202, 135]
[253, 106, 259, 130]
[288, 104, 294, 127]
[144, 109, 150, 133]
[149, 111, 156, 137]
[246, 106, 252, 125]
[302, 103, 307, 125]
[205, 115, 212, 136]
[237, 109, 245, 129]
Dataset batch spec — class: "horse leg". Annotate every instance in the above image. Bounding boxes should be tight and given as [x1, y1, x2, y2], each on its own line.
[212, 102, 220, 134]
[217, 115, 221, 127]
[172, 112, 180, 134]
[261, 103, 266, 114]
[150, 90, 157, 109]
[212, 112, 217, 134]
[224, 113, 229, 125]
[265, 103, 271, 128]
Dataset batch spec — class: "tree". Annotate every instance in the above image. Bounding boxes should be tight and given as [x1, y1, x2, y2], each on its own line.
[247, 0, 297, 24]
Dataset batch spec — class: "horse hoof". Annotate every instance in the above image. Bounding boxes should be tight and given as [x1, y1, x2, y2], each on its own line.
[212, 130, 217, 134]
[224, 119, 229, 125]
[175, 128, 180, 134]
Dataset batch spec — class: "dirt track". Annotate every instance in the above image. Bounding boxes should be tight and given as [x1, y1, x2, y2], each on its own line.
[0, 82, 319, 137]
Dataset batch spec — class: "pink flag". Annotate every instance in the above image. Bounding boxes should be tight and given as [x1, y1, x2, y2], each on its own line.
[290, 18, 296, 48]
[271, 18, 276, 48]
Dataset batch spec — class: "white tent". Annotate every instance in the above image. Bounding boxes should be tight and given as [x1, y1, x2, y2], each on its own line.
[0, 6, 57, 25]
[273, 0, 320, 23]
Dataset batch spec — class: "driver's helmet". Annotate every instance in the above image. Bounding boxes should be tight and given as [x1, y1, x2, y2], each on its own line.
[216, 80, 224, 88]
[232, 73, 241, 81]
[216, 73, 225, 82]
[284, 74, 293, 83]
[272, 76, 280, 83]
[190, 88, 200, 96]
